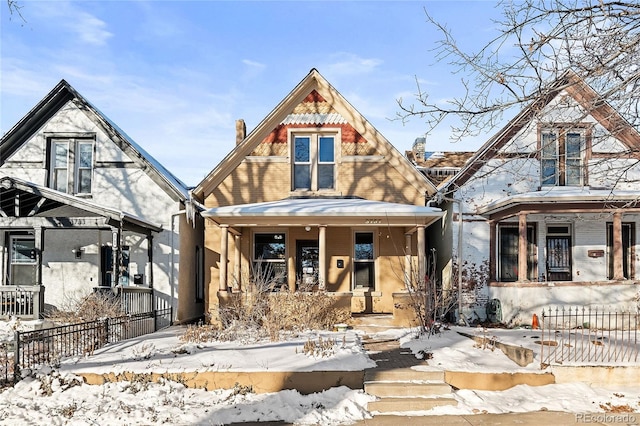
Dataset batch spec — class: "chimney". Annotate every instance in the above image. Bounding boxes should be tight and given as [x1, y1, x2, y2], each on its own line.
[235, 119, 246, 145]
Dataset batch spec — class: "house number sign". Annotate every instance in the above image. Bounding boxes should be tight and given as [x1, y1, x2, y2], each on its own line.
[365, 219, 382, 224]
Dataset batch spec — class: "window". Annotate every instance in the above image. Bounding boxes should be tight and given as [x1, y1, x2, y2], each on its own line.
[607, 223, 635, 280]
[546, 225, 572, 281]
[354, 232, 374, 288]
[48, 137, 94, 194]
[9, 236, 37, 285]
[253, 233, 287, 289]
[540, 128, 586, 186]
[195, 246, 204, 302]
[498, 224, 537, 282]
[293, 133, 336, 191]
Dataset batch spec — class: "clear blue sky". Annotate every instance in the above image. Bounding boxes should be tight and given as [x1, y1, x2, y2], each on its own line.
[1, 1, 503, 186]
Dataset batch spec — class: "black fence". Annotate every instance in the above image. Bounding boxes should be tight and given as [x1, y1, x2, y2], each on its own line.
[0, 308, 172, 388]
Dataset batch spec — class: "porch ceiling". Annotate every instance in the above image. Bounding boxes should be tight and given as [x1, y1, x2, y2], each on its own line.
[202, 197, 443, 227]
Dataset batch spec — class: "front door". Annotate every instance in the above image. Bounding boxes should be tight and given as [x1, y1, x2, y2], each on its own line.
[296, 240, 318, 290]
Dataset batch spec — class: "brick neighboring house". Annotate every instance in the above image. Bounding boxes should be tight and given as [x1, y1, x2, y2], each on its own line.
[191, 69, 444, 325]
[432, 70, 640, 325]
[0, 80, 204, 322]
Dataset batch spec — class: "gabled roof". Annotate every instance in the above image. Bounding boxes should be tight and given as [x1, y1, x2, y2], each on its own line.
[442, 70, 640, 193]
[192, 68, 437, 199]
[0, 80, 189, 202]
[0, 177, 162, 233]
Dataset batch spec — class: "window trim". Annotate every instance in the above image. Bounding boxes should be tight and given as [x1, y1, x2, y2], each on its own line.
[252, 231, 288, 289]
[497, 223, 537, 282]
[46, 134, 96, 195]
[289, 128, 340, 193]
[537, 124, 591, 187]
[352, 230, 376, 290]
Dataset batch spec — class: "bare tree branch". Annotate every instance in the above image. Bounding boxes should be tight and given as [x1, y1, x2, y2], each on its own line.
[399, 1, 640, 143]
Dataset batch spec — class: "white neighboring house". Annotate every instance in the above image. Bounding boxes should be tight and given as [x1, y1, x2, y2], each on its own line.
[0, 80, 204, 322]
[435, 71, 640, 325]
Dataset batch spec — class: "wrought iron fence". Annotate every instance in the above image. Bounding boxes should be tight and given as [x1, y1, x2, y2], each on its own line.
[0, 307, 172, 388]
[540, 307, 639, 368]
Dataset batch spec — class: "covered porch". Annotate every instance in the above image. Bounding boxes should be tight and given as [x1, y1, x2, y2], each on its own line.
[202, 197, 443, 320]
[0, 177, 162, 319]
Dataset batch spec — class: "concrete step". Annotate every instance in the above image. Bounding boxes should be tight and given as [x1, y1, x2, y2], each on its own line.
[364, 381, 453, 397]
[368, 396, 458, 413]
[365, 368, 444, 382]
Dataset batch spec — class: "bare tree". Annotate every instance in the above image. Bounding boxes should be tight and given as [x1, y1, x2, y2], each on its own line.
[399, 1, 640, 143]
[6, 0, 26, 23]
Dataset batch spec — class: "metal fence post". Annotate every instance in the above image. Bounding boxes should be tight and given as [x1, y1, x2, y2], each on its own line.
[13, 331, 20, 384]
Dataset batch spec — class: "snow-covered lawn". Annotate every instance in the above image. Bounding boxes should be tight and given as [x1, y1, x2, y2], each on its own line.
[1, 320, 639, 425]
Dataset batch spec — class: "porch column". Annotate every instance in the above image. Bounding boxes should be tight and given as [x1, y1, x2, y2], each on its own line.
[33, 226, 43, 286]
[219, 225, 229, 291]
[111, 227, 120, 287]
[234, 234, 241, 291]
[404, 232, 412, 287]
[518, 213, 528, 281]
[147, 234, 154, 289]
[318, 225, 327, 289]
[613, 211, 624, 280]
[417, 225, 426, 283]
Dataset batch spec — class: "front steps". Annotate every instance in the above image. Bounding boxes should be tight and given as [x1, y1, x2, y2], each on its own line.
[365, 367, 457, 413]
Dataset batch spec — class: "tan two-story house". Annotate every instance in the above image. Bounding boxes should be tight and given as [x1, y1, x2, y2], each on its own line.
[191, 69, 443, 325]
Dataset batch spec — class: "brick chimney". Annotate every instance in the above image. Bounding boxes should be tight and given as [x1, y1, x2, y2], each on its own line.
[235, 119, 246, 145]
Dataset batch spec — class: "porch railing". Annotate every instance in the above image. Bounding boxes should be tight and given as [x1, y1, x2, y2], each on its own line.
[540, 307, 639, 368]
[93, 286, 153, 314]
[0, 286, 45, 320]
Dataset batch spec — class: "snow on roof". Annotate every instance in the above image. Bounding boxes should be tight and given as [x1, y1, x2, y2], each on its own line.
[202, 197, 442, 217]
[477, 187, 640, 215]
[93, 104, 190, 200]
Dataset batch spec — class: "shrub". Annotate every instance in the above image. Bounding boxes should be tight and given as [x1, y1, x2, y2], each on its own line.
[46, 291, 124, 323]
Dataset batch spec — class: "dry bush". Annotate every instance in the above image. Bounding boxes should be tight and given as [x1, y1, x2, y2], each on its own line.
[182, 265, 350, 343]
[47, 291, 124, 324]
[265, 291, 350, 339]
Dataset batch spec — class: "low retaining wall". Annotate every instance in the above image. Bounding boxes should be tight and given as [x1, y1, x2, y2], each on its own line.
[445, 371, 555, 391]
[80, 370, 364, 395]
[551, 365, 640, 387]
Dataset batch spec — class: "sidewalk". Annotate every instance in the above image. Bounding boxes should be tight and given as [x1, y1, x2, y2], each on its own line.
[353, 411, 629, 425]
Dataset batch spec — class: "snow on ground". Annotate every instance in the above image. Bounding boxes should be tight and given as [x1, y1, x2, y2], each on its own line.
[1, 320, 639, 424]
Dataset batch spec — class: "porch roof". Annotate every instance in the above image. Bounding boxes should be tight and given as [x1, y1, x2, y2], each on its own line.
[0, 177, 162, 233]
[476, 188, 640, 219]
[202, 197, 443, 227]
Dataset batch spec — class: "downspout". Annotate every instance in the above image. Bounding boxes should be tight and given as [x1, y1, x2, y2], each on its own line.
[428, 192, 465, 325]
[171, 210, 186, 321]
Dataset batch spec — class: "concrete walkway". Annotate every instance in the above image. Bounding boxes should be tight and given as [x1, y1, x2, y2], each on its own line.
[355, 325, 635, 425]
[352, 411, 625, 425]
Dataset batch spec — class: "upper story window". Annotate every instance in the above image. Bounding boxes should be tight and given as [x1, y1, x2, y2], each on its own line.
[48, 137, 95, 195]
[540, 126, 587, 187]
[292, 132, 336, 191]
